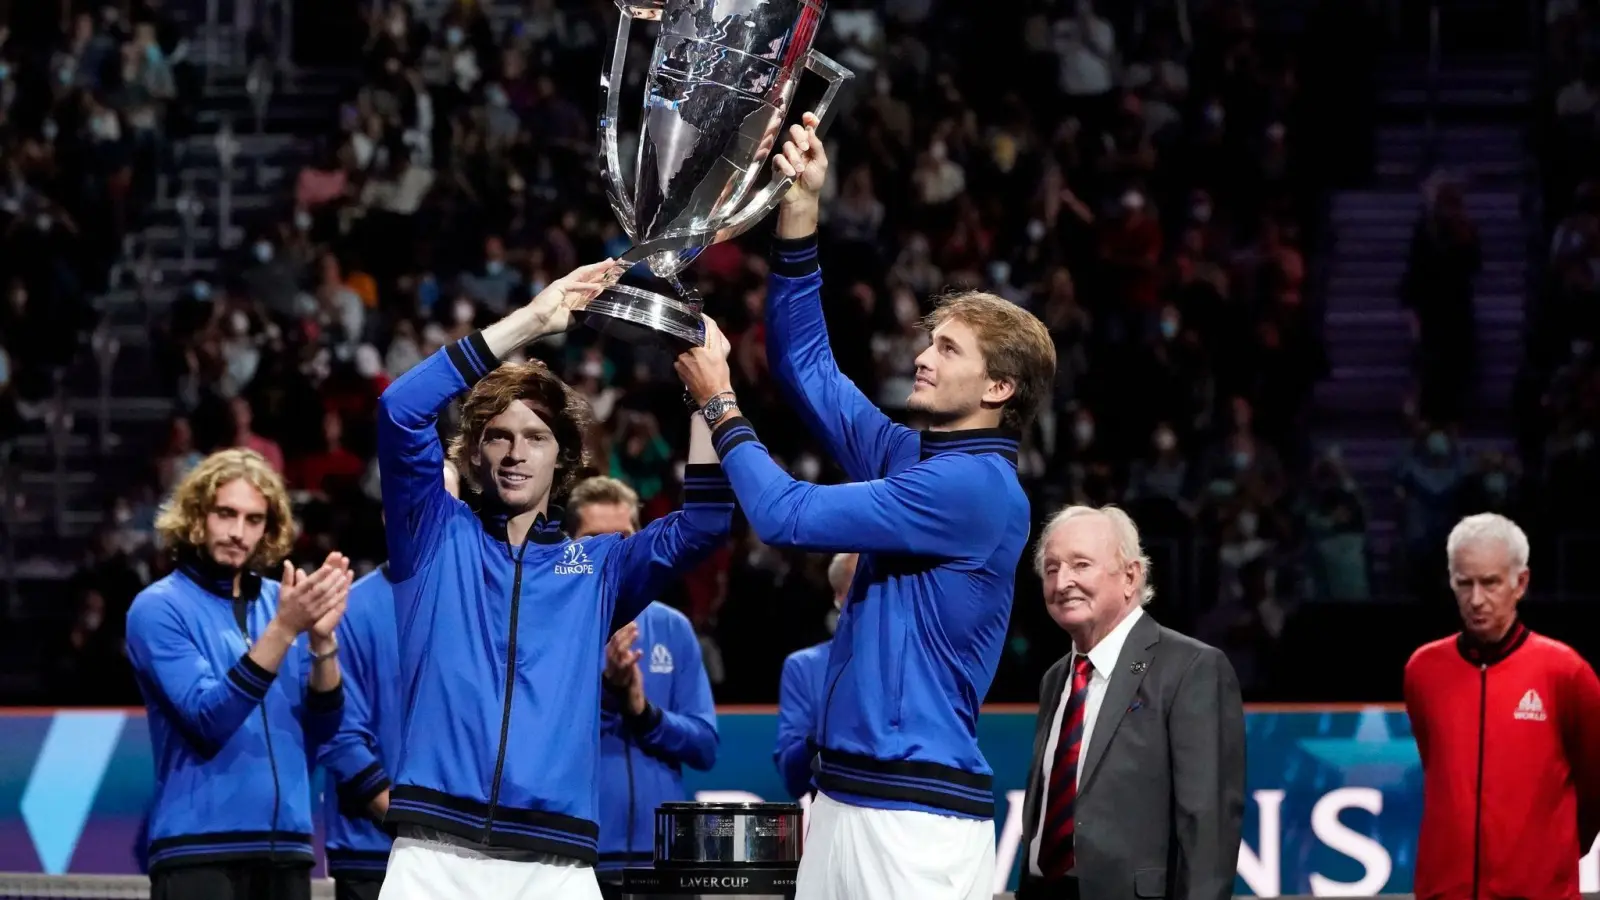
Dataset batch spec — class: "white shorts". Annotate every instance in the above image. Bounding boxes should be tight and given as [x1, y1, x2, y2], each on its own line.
[378, 836, 603, 900]
[795, 792, 995, 900]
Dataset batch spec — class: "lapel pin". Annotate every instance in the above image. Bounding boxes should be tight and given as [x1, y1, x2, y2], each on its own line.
[1130, 661, 1148, 674]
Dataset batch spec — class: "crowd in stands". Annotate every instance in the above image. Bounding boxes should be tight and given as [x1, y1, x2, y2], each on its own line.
[43, 0, 1365, 705]
[1495, 0, 1600, 599]
[0, 1, 191, 451]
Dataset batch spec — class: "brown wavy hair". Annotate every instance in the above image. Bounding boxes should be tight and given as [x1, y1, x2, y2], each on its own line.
[153, 448, 298, 570]
[925, 291, 1058, 430]
[447, 361, 593, 500]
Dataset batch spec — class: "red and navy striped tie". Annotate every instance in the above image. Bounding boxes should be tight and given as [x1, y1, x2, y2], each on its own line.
[1040, 654, 1094, 880]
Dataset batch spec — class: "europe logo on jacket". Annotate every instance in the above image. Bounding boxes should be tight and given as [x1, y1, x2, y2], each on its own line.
[555, 542, 595, 576]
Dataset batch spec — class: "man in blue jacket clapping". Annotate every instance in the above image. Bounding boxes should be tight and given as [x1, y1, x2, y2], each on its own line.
[567, 476, 718, 900]
[126, 449, 353, 900]
[374, 261, 734, 900]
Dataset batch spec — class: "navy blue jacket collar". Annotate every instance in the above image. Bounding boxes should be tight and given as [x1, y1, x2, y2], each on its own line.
[477, 504, 568, 545]
[175, 549, 263, 602]
[919, 427, 1020, 466]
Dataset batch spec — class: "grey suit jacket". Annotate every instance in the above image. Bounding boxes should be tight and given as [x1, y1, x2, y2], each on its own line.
[1017, 613, 1245, 900]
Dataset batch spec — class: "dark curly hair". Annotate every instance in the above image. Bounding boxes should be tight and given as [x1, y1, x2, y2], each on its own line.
[446, 361, 593, 501]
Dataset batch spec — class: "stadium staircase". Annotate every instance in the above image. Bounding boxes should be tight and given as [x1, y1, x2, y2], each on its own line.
[2, 5, 358, 696]
[1312, 50, 1534, 592]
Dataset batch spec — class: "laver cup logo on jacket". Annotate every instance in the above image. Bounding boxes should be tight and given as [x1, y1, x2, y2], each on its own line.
[555, 542, 595, 576]
[1514, 688, 1548, 721]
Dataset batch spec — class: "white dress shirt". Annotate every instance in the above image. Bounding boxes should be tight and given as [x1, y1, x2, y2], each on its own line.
[1028, 606, 1144, 877]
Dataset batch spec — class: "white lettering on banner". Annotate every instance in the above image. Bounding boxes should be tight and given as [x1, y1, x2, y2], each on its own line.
[1308, 788, 1391, 895]
[1237, 790, 1284, 897]
[705, 785, 1597, 896]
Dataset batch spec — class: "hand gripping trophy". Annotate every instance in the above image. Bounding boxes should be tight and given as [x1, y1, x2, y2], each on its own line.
[583, 0, 853, 347]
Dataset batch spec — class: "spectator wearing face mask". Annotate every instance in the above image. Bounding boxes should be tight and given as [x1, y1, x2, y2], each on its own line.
[1205, 402, 1287, 512]
[242, 233, 300, 318]
[458, 235, 523, 315]
[1460, 452, 1525, 523]
[1396, 426, 1470, 599]
[1097, 188, 1165, 330]
[1126, 423, 1194, 518]
[1299, 450, 1370, 602]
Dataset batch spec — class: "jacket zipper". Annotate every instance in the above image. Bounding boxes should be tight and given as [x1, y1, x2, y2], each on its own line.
[817, 656, 851, 749]
[1472, 662, 1487, 900]
[623, 733, 637, 860]
[236, 598, 281, 857]
[483, 540, 531, 842]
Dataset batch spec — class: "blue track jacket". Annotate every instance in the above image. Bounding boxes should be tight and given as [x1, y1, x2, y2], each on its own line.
[376, 332, 733, 863]
[774, 640, 830, 800]
[597, 601, 718, 876]
[711, 234, 1032, 821]
[316, 566, 401, 880]
[125, 554, 344, 871]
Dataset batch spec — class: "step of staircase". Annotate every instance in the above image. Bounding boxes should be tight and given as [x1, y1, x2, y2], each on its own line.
[1311, 50, 1534, 595]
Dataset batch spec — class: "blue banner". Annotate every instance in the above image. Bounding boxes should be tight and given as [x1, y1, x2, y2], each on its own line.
[1, 706, 1595, 894]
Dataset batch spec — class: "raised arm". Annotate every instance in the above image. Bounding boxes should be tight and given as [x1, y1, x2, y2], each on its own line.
[1169, 647, 1247, 900]
[630, 613, 718, 771]
[376, 335, 487, 579]
[774, 652, 819, 799]
[767, 119, 916, 481]
[604, 415, 733, 629]
[378, 261, 623, 579]
[709, 414, 1008, 558]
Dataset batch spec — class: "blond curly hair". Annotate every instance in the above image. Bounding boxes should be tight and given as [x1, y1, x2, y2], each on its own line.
[154, 448, 298, 570]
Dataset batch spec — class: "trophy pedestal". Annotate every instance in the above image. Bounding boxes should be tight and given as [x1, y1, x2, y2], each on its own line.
[620, 866, 797, 899]
[581, 282, 705, 349]
[617, 802, 802, 900]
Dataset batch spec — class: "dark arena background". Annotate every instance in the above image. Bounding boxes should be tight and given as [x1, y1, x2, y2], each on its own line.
[1, 0, 1599, 896]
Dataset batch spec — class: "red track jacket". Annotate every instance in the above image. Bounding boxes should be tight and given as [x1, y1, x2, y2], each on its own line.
[1405, 622, 1600, 900]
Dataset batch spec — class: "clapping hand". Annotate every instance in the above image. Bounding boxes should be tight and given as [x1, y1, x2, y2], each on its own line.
[274, 552, 354, 635]
[605, 622, 648, 716]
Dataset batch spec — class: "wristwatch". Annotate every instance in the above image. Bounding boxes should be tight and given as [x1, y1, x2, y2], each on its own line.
[700, 394, 739, 425]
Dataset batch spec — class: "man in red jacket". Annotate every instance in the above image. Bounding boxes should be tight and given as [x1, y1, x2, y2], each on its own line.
[1405, 512, 1600, 900]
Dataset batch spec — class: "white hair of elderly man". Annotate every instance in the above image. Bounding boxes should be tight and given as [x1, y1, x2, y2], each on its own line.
[1445, 512, 1530, 576]
[1035, 504, 1155, 606]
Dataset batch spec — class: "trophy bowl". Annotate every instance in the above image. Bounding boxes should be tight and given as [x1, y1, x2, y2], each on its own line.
[586, 0, 853, 347]
[653, 801, 804, 868]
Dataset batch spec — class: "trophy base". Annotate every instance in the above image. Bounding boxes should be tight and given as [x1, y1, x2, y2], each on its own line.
[582, 283, 705, 349]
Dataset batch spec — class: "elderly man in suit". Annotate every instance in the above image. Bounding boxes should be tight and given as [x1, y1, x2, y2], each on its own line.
[1018, 505, 1246, 900]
